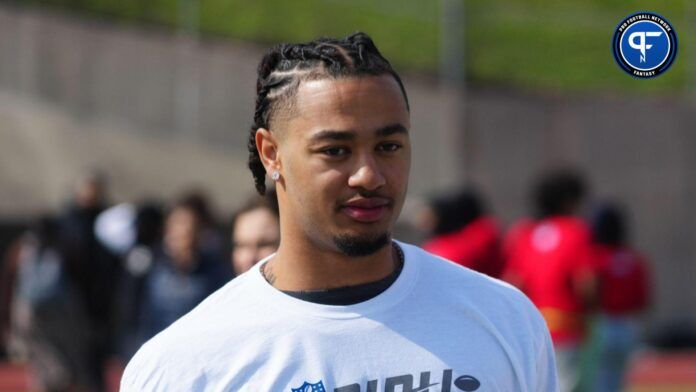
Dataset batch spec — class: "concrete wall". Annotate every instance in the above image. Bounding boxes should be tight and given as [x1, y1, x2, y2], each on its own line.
[1, 4, 695, 326]
[0, 90, 248, 215]
[0, 4, 462, 200]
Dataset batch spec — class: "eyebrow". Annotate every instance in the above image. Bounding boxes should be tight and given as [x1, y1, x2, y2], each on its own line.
[310, 129, 356, 142]
[375, 123, 408, 137]
[309, 123, 408, 143]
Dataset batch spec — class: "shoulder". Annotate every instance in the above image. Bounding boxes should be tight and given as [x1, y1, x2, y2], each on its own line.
[404, 241, 508, 286]
[408, 243, 557, 389]
[554, 216, 591, 238]
[403, 242, 540, 318]
[402, 242, 552, 356]
[120, 272, 257, 391]
[467, 216, 500, 236]
[120, 335, 178, 391]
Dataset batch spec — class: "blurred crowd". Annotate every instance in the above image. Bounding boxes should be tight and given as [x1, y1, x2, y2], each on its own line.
[0, 168, 650, 392]
[0, 175, 280, 391]
[416, 169, 651, 392]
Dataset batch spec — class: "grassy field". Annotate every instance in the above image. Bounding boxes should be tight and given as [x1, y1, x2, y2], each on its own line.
[22, 0, 694, 93]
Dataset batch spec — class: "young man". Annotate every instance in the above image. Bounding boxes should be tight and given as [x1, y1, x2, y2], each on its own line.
[121, 32, 558, 392]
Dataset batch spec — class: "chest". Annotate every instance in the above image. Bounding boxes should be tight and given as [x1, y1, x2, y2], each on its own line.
[204, 318, 529, 392]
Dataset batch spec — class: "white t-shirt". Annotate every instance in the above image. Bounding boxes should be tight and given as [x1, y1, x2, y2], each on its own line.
[121, 242, 558, 392]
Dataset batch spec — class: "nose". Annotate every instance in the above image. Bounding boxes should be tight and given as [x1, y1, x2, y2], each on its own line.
[348, 154, 386, 191]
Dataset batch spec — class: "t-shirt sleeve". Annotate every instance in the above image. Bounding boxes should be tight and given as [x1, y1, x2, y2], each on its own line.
[534, 318, 560, 392]
[120, 331, 209, 392]
[120, 341, 170, 392]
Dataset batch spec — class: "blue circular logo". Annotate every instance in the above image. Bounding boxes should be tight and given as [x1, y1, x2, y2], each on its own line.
[612, 12, 677, 78]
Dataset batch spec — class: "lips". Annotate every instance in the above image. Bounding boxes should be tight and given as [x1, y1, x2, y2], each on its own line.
[340, 197, 391, 223]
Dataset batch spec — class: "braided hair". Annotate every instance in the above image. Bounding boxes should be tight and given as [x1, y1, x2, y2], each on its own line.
[248, 32, 409, 194]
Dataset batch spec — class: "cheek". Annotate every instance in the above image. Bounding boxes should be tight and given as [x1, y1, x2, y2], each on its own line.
[384, 155, 410, 188]
[287, 158, 346, 203]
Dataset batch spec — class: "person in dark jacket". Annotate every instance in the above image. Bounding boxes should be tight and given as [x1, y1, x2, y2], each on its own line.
[58, 174, 120, 390]
[118, 199, 230, 359]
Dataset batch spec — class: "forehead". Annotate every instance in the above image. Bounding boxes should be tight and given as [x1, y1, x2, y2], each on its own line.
[169, 206, 196, 221]
[284, 75, 410, 138]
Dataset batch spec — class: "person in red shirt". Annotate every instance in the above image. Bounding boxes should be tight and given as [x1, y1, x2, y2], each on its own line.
[421, 189, 504, 279]
[590, 203, 651, 392]
[503, 169, 596, 392]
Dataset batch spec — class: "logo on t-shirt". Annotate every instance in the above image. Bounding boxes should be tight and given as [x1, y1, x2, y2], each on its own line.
[292, 380, 326, 392]
[299, 369, 480, 391]
[532, 223, 560, 253]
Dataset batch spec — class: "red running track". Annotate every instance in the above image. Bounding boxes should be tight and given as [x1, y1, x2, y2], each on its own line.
[0, 360, 124, 392]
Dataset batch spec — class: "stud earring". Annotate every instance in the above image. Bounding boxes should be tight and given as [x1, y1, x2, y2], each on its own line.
[271, 170, 280, 181]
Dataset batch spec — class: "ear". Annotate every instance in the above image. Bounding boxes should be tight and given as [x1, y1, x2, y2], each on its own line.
[255, 128, 280, 176]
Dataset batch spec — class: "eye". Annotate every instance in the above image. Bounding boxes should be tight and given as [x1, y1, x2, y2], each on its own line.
[377, 142, 402, 152]
[322, 146, 350, 157]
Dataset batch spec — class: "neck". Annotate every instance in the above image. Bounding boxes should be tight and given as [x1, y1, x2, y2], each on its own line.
[263, 236, 397, 291]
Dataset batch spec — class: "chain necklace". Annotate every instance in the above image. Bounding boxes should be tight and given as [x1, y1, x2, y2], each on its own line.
[260, 241, 404, 285]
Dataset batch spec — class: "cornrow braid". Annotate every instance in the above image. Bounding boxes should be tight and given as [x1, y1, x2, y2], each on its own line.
[247, 32, 409, 194]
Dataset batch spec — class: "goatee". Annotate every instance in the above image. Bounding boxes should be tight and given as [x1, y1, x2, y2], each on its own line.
[333, 232, 390, 257]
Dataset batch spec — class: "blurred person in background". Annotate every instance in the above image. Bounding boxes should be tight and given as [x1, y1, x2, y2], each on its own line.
[178, 189, 225, 258]
[419, 188, 503, 278]
[589, 203, 651, 392]
[0, 235, 23, 358]
[115, 202, 164, 361]
[230, 189, 280, 276]
[10, 216, 94, 392]
[503, 169, 596, 392]
[117, 198, 230, 359]
[58, 173, 120, 391]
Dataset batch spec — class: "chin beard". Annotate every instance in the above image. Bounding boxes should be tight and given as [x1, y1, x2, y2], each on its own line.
[333, 232, 391, 257]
